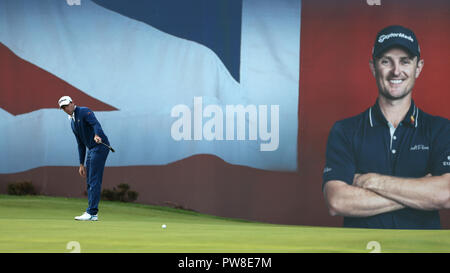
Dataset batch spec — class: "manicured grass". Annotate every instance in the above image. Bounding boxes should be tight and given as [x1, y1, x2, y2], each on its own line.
[0, 195, 449, 253]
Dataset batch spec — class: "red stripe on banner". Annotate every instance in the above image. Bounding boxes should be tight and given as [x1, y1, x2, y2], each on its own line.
[0, 43, 118, 115]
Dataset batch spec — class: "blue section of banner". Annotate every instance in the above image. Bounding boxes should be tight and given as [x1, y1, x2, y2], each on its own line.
[92, 0, 243, 82]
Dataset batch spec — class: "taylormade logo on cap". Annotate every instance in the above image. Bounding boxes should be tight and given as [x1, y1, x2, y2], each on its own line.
[378, 32, 414, 43]
[372, 25, 420, 58]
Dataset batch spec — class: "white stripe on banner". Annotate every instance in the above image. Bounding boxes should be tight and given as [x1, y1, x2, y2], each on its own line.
[0, 0, 300, 173]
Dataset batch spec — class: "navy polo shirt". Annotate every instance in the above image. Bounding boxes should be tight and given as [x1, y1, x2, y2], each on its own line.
[71, 106, 109, 165]
[323, 100, 450, 229]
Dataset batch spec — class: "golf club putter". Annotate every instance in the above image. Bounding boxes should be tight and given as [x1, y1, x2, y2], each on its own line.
[99, 141, 115, 152]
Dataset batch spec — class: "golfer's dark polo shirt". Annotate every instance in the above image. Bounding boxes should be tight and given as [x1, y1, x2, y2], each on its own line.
[71, 106, 110, 165]
[323, 100, 450, 229]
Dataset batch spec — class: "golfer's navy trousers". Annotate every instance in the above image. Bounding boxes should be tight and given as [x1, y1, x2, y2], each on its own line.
[85, 145, 109, 215]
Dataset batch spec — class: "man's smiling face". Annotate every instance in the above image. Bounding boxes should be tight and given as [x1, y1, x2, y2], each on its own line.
[370, 47, 424, 101]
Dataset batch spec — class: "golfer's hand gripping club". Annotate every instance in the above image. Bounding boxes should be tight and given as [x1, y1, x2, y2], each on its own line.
[93, 135, 115, 152]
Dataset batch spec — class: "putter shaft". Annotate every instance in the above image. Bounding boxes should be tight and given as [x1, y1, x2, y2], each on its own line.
[100, 142, 115, 152]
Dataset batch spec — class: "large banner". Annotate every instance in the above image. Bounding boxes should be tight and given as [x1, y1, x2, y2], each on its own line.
[1, 0, 450, 229]
[0, 0, 300, 173]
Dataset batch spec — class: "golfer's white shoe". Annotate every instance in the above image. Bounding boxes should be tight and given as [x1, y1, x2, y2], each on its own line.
[74, 212, 98, 221]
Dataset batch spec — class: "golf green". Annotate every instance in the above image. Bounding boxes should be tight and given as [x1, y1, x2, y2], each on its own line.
[0, 195, 449, 253]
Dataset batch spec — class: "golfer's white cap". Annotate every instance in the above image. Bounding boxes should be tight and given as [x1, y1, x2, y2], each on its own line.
[58, 96, 72, 108]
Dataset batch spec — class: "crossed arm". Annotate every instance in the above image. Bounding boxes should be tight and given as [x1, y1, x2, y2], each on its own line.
[324, 173, 450, 217]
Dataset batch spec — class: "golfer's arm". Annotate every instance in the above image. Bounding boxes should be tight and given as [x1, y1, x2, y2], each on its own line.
[84, 110, 104, 136]
[363, 173, 450, 210]
[74, 134, 86, 165]
[323, 180, 405, 217]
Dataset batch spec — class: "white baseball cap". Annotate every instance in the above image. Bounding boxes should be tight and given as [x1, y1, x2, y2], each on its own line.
[58, 96, 72, 108]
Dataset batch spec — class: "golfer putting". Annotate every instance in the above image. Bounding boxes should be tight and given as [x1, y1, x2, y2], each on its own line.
[58, 96, 111, 221]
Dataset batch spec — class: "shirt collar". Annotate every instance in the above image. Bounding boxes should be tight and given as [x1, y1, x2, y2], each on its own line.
[68, 105, 77, 121]
[369, 99, 419, 128]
